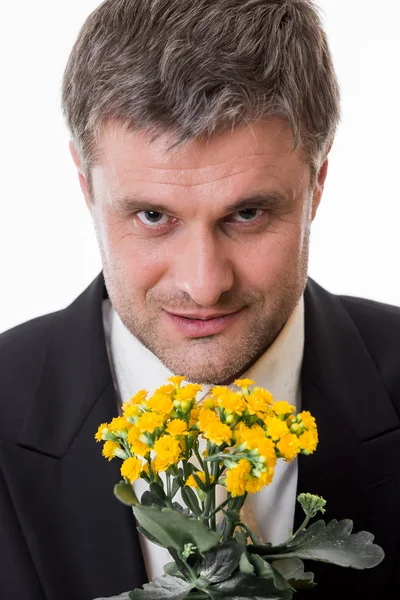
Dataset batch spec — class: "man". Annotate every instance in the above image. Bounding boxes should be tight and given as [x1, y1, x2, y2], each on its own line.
[0, 0, 399, 598]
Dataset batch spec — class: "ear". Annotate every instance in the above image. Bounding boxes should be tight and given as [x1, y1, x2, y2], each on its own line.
[311, 157, 329, 221]
[69, 141, 92, 212]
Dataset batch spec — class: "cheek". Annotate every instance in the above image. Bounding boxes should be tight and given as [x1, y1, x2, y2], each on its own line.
[100, 215, 169, 292]
[235, 220, 306, 289]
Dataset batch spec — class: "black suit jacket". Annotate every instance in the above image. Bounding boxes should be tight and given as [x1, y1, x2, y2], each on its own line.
[1, 274, 399, 599]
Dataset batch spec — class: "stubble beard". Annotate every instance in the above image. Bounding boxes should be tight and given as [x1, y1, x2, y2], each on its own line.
[101, 265, 307, 386]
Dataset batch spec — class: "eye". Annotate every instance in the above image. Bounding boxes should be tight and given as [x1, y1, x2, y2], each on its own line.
[231, 208, 264, 223]
[136, 210, 169, 227]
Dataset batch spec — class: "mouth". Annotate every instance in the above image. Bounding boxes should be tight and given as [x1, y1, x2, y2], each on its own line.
[164, 308, 244, 337]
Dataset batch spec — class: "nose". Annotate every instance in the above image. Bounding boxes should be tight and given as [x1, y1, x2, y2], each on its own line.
[173, 228, 234, 306]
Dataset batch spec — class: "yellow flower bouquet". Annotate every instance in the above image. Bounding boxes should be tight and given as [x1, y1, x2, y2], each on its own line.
[95, 377, 384, 599]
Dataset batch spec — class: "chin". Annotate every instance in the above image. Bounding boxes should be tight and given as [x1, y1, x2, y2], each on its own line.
[163, 350, 249, 385]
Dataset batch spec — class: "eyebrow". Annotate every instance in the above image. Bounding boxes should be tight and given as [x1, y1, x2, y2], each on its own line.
[224, 193, 288, 213]
[115, 191, 288, 216]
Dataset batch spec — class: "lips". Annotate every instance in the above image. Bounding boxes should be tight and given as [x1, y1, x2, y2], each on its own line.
[165, 309, 243, 337]
[170, 312, 237, 320]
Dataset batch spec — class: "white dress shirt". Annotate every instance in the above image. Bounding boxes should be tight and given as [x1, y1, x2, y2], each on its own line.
[102, 295, 304, 580]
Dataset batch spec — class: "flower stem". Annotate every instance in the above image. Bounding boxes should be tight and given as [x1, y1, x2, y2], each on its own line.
[207, 497, 231, 520]
[194, 442, 205, 470]
[284, 514, 312, 544]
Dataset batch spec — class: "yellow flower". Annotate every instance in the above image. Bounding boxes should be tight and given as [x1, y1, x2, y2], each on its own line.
[122, 390, 148, 416]
[168, 376, 186, 387]
[95, 423, 109, 442]
[127, 425, 140, 444]
[136, 412, 164, 433]
[203, 420, 232, 446]
[155, 384, 175, 397]
[108, 416, 130, 433]
[235, 424, 277, 468]
[175, 383, 202, 401]
[264, 416, 290, 441]
[226, 459, 252, 497]
[189, 407, 200, 428]
[198, 407, 219, 431]
[147, 392, 174, 416]
[237, 424, 265, 449]
[186, 472, 214, 488]
[256, 438, 277, 468]
[131, 389, 148, 405]
[153, 435, 182, 472]
[246, 387, 274, 416]
[299, 429, 319, 454]
[245, 468, 275, 493]
[142, 462, 150, 477]
[122, 402, 140, 419]
[127, 426, 151, 456]
[253, 386, 274, 405]
[166, 419, 188, 436]
[132, 440, 151, 457]
[233, 422, 248, 445]
[121, 456, 143, 483]
[276, 433, 301, 462]
[299, 411, 317, 431]
[234, 379, 255, 388]
[217, 390, 246, 415]
[200, 397, 217, 410]
[272, 401, 296, 417]
[102, 441, 120, 461]
[210, 386, 230, 399]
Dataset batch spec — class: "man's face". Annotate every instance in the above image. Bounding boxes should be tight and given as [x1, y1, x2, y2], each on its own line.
[74, 118, 326, 383]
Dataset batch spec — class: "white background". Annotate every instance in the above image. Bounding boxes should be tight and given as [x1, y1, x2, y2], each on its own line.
[0, 0, 399, 333]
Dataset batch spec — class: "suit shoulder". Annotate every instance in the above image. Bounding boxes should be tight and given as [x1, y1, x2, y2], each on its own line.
[339, 294, 400, 402]
[0, 311, 62, 355]
[0, 311, 63, 441]
[339, 293, 400, 335]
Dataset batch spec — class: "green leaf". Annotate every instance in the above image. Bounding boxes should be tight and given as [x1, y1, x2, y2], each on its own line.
[234, 530, 247, 547]
[171, 478, 181, 498]
[141, 491, 165, 508]
[132, 505, 220, 553]
[196, 540, 244, 584]
[172, 502, 192, 516]
[181, 486, 202, 516]
[163, 562, 184, 578]
[150, 482, 167, 501]
[250, 519, 385, 570]
[192, 472, 207, 492]
[114, 481, 138, 506]
[238, 553, 254, 574]
[248, 554, 274, 580]
[271, 558, 315, 591]
[247, 555, 294, 592]
[207, 573, 293, 599]
[129, 575, 195, 600]
[137, 525, 166, 548]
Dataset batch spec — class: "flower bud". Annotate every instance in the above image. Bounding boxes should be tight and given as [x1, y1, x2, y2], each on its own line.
[298, 493, 327, 518]
[114, 448, 129, 460]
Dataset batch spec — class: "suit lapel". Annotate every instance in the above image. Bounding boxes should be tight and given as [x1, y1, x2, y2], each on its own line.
[1, 274, 146, 599]
[295, 279, 400, 593]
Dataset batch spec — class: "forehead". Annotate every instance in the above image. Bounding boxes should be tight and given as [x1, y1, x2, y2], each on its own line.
[92, 117, 310, 198]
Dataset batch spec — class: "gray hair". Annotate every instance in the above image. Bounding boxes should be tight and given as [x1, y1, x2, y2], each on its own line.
[62, 0, 340, 182]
